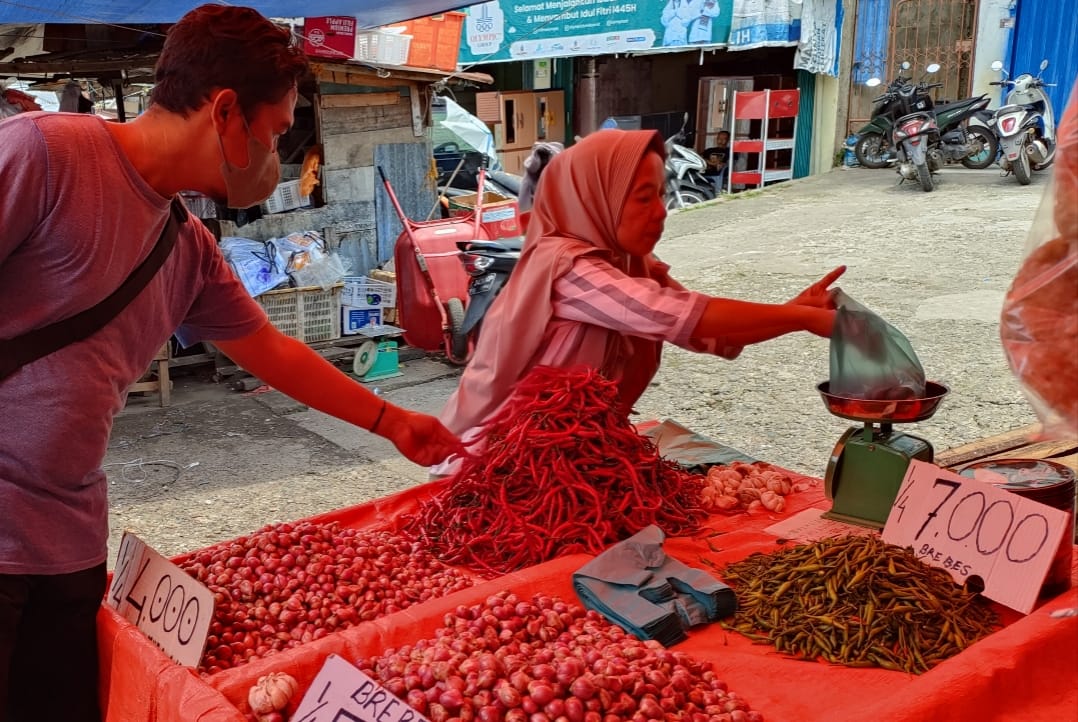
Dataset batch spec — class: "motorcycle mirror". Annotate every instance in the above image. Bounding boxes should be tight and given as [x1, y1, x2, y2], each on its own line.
[990, 60, 1004, 72]
[901, 61, 911, 70]
[1039, 59, 1049, 71]
[865, 78, 882, 88]
[926, 63, 941, 74]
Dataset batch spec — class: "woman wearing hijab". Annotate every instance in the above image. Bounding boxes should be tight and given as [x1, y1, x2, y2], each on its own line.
[437, 129, 843, 469]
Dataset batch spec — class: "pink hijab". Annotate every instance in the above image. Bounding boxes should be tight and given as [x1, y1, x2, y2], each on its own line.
[440, 129, 672, 435]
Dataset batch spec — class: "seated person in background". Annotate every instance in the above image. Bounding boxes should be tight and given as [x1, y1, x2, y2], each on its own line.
[702, 130, 731, 191]
[436, 129, 844, 473]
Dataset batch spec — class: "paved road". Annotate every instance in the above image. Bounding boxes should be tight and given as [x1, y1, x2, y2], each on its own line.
[106, 165, 1049, 563]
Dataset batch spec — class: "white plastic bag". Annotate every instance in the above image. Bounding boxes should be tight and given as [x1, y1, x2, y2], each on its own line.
[220, 236, 289, 297]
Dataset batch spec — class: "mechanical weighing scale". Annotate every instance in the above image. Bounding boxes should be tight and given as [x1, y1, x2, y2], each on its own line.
[817, 380, 950, 529]
[352, 324, 406, 383]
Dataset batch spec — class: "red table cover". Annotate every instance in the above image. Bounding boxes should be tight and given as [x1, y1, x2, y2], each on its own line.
[98, 475, 1078, 722]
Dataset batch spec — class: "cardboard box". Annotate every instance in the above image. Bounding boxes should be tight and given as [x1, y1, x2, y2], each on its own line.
[382, 12, 464, 72]
[342, 306, 383, 335]
[302, 17, 357, 60]
[449, 191, 521, 240]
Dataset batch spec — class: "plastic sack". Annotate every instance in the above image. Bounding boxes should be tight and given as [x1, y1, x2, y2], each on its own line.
[220, 236, 289, 297]
[829, 290, 926, 400]
[289, 252, 347, 291]
[1000, 79, 1078, 437]
[275, 231, 325, 276]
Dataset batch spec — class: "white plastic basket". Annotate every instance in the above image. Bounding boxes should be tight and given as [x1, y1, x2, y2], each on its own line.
[261, 179, 311, 215]
[341, 276, 397, 309]
[257, 283, 343, 343]
[355, 30, 412, 65]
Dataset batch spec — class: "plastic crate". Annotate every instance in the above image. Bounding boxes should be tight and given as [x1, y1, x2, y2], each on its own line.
[383, 12, 464, 71]
[261, 179, 311, 215]
[341, 276, 397, 309]
[354, 30, 412, 65]
[257, 283, 343, 343]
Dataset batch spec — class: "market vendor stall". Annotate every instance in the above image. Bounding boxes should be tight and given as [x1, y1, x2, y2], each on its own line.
[96, 420, 1078, 722]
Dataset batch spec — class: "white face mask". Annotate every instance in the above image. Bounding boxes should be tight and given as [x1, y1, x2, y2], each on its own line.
[217, 115, 280, 209]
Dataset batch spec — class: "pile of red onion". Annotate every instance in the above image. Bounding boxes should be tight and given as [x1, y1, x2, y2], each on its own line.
[355, 591, 763, 722]
[179, 521, 473, 673]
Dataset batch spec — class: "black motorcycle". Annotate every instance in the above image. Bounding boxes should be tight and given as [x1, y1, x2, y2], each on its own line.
[856, 65, 997, 171]
[454, 238, 523, 351]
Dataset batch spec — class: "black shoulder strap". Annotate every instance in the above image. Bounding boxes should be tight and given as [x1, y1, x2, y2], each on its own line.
[0, 197, 187, 381]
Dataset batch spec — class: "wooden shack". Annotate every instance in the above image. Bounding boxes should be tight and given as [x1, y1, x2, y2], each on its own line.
[219, 60, 492, 277]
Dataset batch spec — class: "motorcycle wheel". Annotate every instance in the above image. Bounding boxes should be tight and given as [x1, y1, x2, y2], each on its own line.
[960, 128, 999, 170]
[1013, 146, 1032, 185]
[446, 297, 470, 364]
[916, 162, 934, 192]
[854, 133, 891, 169]
[677, 189, 708, 206]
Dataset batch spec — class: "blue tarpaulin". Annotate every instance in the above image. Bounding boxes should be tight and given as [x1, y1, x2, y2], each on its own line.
[0, 0, 468, 27]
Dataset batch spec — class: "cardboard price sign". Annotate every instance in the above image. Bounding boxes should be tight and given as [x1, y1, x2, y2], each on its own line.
[294, 654, 430, 722]
[882, 461, 1070, 613]
[106, 531, 214, 667]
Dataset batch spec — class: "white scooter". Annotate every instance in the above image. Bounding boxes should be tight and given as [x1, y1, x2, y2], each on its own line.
[664, 113, 716, 210]
[988, 59, 1057, 185]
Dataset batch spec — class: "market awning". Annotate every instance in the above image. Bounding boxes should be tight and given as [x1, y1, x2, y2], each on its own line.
[0, 1, 472, 27]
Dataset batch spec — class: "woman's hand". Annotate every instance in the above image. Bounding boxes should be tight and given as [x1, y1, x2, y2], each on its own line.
[380, 406, 464, 467]
[787, 265, 846, 309]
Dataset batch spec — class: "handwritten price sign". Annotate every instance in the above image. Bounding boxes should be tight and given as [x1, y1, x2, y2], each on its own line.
[882, 461, 1070, 613]
[106, 531, 214, 667]
[293, 654, 431, 722]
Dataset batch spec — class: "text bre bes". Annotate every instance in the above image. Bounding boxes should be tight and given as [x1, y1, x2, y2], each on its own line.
[918, 544, 972, 576]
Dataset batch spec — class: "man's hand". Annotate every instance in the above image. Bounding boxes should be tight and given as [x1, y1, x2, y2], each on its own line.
[787, 265, 846, 309]
[213, 324, 463, 467]
[380, 406, 464, 467]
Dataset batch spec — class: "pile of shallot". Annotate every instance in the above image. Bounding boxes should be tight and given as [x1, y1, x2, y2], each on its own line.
[355, 591, 764, 722]
[179, 522, 473, 673]
[700, 462, 814, 514]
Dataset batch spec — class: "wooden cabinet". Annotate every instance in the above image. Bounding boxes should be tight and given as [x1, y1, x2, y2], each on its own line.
[476, 90, 566, 160]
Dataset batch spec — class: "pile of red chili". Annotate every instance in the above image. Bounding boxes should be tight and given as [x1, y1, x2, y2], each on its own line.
[402, 365, 707, 575]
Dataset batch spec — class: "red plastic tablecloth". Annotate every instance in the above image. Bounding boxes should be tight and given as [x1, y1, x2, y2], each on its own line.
[98, 475, 1078, 722]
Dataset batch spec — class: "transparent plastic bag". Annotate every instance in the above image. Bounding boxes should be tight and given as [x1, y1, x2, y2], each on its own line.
[829, 290, 926, 400]
[1000, 79, 1078, 437]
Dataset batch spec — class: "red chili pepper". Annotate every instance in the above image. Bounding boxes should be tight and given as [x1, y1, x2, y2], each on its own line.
[401, 365, 707, 575]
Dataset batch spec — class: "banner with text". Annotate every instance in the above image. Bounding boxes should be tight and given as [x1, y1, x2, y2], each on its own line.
[458, 0, 738, 64]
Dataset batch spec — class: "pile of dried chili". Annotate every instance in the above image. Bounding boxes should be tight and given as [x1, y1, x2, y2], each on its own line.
[403, 365, 707, 575]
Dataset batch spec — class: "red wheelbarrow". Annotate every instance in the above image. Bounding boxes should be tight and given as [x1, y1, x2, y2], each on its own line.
[378, 166, 491, 364]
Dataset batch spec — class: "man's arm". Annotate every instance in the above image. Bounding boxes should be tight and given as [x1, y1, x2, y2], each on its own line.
[212, 322, 461, 467]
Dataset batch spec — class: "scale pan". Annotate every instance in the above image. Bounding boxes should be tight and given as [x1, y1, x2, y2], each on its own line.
[816, 381, 949, 423]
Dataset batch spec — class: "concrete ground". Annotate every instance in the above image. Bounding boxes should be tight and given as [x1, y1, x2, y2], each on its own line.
[106, 165, 1049, 565]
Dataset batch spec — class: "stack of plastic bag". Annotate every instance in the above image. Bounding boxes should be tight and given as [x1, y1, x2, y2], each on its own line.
[572, 526, 736, 647]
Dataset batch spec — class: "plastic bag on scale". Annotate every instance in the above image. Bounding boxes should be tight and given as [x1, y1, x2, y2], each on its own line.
[829, 290, 926, 400]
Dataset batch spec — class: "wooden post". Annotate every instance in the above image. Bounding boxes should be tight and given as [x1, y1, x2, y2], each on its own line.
[409, 82, 425, 137]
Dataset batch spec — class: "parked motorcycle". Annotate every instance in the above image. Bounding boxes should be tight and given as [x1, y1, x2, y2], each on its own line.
[988, 59, 1057, 185]
[854, 62, 916, 168]
[859, 64, 997, 172]
[454, 238, 524, 344]
[665, 113, 717, 209]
